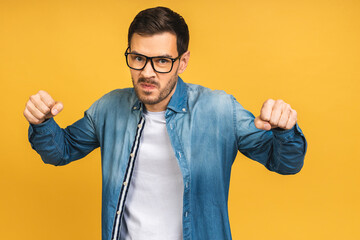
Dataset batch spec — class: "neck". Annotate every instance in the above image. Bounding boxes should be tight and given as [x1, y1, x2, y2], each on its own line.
[145, 102, 169, 112]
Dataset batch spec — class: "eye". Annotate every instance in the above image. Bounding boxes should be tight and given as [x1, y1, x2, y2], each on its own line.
[135, 56, 144, 62]
[130, 54, 144, 62]
[156, 58, 171, 65]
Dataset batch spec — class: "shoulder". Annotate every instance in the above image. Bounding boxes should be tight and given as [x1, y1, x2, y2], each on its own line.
[186, 83, 233, 106]
[184, 82, 235, 116]
[97, 88, 135, 103]
[86, 88, 137, 115]
[93, 88, 137, 107]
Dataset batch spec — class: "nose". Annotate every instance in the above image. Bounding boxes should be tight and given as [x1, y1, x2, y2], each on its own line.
[141, 59, 156, 78]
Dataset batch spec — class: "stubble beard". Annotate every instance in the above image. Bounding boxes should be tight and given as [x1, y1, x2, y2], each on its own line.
[133, 72, 178, 106]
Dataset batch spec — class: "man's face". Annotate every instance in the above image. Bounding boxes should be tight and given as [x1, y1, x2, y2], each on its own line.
[129, 32, 188, 112]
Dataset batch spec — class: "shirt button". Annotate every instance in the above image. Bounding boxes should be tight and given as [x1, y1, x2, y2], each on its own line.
[133, 106, 137, 110]
[123, 181, 127, 186]
[182, 108, 186, 112]
[117, 210, 120, 215]
[130, 153, 134, 158]
[138, 124, 142, 128]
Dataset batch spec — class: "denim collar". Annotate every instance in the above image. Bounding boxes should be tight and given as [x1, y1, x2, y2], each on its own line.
[131, 76, 188, 113]
[167, 76, 188, 113]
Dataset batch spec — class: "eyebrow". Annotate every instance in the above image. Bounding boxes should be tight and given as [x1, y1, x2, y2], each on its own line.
[130, 50, 173, 58]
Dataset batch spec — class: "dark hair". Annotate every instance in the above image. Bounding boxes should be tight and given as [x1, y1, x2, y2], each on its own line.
[128, 6, 189, 56]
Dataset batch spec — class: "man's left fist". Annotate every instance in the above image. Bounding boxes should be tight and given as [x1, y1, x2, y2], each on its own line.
[254, 99, 297, 131]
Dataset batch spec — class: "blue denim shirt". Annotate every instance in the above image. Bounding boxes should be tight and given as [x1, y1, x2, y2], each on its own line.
[28, 77, 307, 240]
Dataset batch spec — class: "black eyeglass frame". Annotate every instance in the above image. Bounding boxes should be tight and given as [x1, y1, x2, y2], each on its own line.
[124, 47, 182, 73]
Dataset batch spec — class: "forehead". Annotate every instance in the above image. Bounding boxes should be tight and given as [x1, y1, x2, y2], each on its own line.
[130, 32, 178, 57]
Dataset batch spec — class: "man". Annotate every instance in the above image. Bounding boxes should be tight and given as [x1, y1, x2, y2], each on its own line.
[24, 6, 307, 240]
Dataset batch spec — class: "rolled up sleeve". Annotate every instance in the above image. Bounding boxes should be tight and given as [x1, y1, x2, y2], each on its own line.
[28, 108, 100, 166]
[232, 96, 307, 175]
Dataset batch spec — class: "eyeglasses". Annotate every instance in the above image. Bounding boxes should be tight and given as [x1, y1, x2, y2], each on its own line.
[125, 47, 181, 73]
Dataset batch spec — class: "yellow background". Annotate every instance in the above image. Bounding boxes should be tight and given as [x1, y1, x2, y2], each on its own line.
[1, 0, 359, 239]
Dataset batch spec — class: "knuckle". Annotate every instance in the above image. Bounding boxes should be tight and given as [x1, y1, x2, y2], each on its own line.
[289, 122, 296, 129]
[38, 90, 47, 96]
[276, 100, 285, 108]
[284, 105, 291, 113]
[260, 107, 266, 114]
[260, 111, 270, 121]
[30, 94, 39, 102]
[44, 106, 51, 113]
[269, 119, 276, 125]
[276, 99, 284, 104]
[262, 115, 270, 122]
[291, 110, 298, 119]
[38, 112, 46, 119]
[265, 99, 274, 105]
[48, 97, 55, 105]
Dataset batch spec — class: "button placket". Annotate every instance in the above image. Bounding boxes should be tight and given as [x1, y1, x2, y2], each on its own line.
[111, 117, 145, 240]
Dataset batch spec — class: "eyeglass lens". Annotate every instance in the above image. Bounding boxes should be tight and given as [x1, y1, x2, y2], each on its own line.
[127, 54, 173, 73]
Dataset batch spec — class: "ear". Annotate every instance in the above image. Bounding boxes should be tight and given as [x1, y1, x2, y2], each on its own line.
[177, 50, 190, 74]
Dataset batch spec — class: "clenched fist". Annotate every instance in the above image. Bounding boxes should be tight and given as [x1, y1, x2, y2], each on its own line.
[254, 99, 297, 131]
[23, 90, 63, 125]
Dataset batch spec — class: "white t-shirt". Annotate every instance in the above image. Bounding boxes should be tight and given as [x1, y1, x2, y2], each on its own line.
[120, 111, 184, 240]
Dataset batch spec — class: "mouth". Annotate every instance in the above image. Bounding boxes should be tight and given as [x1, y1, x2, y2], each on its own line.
[139, 82, 157, 91]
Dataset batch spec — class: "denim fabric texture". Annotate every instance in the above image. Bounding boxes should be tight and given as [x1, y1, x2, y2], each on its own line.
[28, 77, 307, 240]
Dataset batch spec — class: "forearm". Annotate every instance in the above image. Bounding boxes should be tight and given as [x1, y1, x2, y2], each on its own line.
[267, 124, 307, 174]
[232, 95, 307, 174]
[28, 115, 99, 166]
[240, 123, 307, 175]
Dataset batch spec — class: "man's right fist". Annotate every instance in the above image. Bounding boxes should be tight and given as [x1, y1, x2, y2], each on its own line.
[23, 90, 63, 125]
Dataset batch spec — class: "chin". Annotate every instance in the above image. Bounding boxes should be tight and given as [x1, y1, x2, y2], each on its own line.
[137, 93, 161, 105]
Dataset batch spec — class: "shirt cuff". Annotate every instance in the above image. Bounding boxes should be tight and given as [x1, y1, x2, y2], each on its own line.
[29, 118, 57, 135]
[271, 123, 304, 142]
